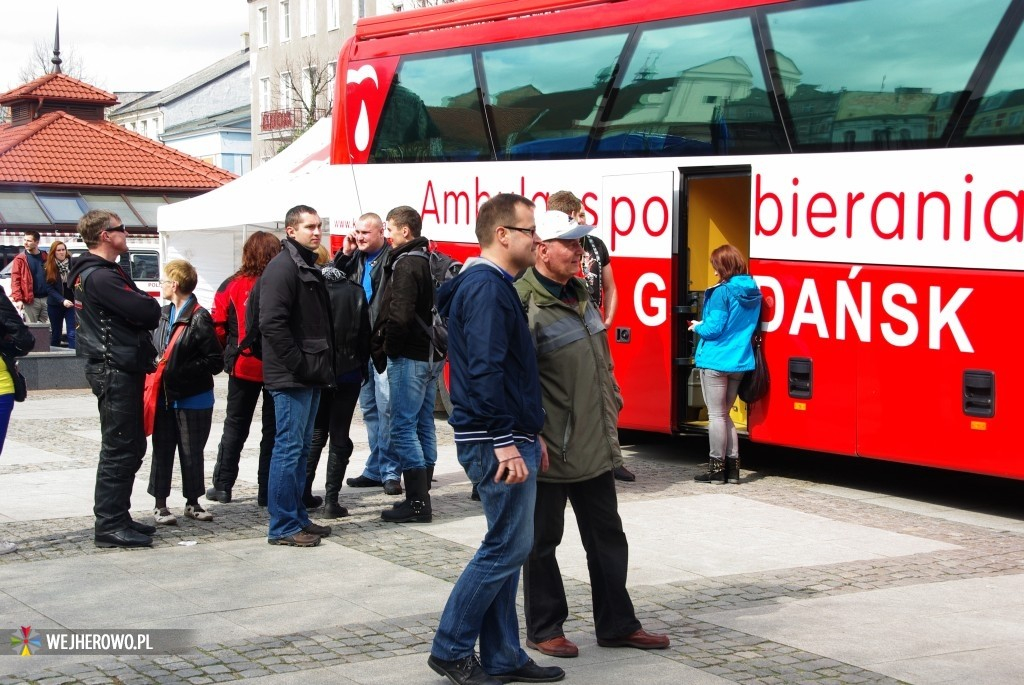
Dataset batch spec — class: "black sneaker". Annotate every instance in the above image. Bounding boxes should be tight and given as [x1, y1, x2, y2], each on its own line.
[302, 494, 324, 509]
[427, 653, 501, 685]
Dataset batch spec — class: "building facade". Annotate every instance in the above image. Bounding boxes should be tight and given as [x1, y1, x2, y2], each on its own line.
[248, 0, 457, 166]
[110, 47, 252, 175]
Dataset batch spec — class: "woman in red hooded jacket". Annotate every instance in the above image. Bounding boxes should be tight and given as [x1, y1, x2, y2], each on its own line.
[206, 231, 281, 506]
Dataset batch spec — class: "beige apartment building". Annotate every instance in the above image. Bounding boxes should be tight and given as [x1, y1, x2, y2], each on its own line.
[248, 0, 456, 166]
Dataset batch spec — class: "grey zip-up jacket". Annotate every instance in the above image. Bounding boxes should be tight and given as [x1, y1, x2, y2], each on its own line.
[515, 269, 624, 483]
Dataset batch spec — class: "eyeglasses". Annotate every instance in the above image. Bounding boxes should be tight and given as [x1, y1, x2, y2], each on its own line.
[159, 279, 176, 286]
[501, 225, 537, 238]
[105, 224, 126, 233]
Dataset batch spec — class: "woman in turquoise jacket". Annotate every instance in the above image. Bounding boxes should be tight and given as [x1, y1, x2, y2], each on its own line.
[688, 244, 762, 484]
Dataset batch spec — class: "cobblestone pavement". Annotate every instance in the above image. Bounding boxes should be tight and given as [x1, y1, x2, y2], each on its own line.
[1, 380, 1022, 684]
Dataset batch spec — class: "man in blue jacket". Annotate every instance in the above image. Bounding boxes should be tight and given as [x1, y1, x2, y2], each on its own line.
[428, 194, 564, 685]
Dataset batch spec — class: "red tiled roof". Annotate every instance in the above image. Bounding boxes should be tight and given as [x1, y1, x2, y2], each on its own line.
[0, 111, 236, 189]
[0, 73, 118, 106]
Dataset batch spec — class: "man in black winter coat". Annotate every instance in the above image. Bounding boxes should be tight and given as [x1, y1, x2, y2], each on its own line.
[372, 206, 441, 524]
[70, 210, 161, 549]
[259, 205, 334, 547]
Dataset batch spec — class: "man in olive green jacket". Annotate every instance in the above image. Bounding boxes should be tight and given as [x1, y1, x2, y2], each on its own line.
[515, 211, 670, 659]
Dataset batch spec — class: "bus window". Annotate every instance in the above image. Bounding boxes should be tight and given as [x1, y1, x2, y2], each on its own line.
[766, 0, 1011, 151]
[598, 16, 784, 157]
[129, 252, 160, 281]
[370, 52, 488, 162]
[481, 30, 631, 159]
[964, 16, 1024, 144]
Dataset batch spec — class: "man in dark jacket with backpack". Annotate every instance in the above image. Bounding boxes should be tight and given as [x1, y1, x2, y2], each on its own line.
[372, 206, 441, 524]
[259, 205, 334, 547]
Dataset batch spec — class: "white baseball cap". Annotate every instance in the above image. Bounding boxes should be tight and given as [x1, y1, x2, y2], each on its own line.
[535, 210, 595, 241]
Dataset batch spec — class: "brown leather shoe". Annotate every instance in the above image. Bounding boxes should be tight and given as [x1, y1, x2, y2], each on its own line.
[267, 532, 321, 547]
[597, 628, 669, 649]
[526, 636, 579, 658]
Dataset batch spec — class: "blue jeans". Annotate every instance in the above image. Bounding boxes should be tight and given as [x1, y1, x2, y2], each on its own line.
[0, 393, 14, 454]
[47, 303, 76, 348]
[432, 439, 540, 674]
[358, 361, 398, 482]
[700, 369, 744, 460]
[386, 357, 442, 471]
[268, 387, 320, 540]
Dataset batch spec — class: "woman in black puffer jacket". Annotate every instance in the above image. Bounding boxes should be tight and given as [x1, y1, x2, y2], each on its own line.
[303, 250, 371, 518]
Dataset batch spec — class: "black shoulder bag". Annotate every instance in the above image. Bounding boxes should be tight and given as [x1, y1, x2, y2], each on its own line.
[738, 331, 768, 404]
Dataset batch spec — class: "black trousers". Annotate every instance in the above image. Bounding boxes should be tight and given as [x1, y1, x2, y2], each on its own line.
[523, 470, 642, 642]
[85, 362, 147, 536]
[212, 375, 275, 500]
[148, 404, 212, 501]
[306, 381, 361, 501]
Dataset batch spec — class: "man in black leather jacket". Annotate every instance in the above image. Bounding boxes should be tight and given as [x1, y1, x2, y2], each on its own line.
[259, 205, 334, 547]
[70, 210, 161, 549]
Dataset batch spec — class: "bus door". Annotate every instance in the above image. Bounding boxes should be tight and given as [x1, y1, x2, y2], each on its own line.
[675, 166, 751, 435]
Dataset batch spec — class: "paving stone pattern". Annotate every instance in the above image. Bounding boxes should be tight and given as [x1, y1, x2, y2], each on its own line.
[2, 386, 1022, 684]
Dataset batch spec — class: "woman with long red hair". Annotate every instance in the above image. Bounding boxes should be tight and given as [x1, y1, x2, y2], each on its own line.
[206, 231, 282, 506]
[44, 241, 76, 348]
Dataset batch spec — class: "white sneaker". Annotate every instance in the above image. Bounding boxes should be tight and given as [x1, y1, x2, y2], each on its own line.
[154, 507, 177, 525]
[185, 505, 214, 522]
[0, 541, 17, 555]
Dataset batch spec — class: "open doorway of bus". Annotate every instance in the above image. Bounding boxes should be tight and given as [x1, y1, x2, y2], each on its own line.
[675, 167, 752, 435]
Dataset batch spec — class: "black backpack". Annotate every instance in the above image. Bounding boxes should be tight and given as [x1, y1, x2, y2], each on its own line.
[425, 246, 462, 289]
[393, 247, 461, 362]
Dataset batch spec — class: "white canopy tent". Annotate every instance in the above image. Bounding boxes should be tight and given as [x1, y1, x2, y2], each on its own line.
[157, 117, 353, 306]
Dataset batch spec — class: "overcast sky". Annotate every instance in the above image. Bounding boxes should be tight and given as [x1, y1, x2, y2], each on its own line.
[0, 1, 247, 94]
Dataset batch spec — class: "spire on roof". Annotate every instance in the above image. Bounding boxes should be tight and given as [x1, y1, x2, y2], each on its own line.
[51, 11, 63, 74]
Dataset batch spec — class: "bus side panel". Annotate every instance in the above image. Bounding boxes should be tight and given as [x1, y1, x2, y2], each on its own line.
[609, 256, 674, 433]
[747, 260, 858, 456]
[855, 267, 1021, 479]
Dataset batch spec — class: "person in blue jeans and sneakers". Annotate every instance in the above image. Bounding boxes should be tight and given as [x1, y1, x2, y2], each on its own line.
[372, 206, 442, 523]
[259, 205, 334, 547]
[428, 193, 564, 685]
[335, 213, 402, 496]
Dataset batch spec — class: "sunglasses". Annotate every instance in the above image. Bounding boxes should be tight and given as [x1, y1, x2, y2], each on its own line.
[105, 224, 126, 233]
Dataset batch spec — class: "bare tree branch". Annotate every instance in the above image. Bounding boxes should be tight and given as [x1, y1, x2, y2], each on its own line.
[17, 39, 91, 84]
[279, 44, 336, 132]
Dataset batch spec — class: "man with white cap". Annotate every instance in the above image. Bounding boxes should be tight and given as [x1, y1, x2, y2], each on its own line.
[515, 211, 671, 659]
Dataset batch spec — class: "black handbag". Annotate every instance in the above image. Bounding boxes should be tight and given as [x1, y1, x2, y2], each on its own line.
[1, 352, 27, 402]
[738, 331, 768, 404]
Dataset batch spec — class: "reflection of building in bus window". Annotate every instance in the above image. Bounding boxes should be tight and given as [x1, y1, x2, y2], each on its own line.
[371, 83, 442, 161]
[481, 30, 628, 158]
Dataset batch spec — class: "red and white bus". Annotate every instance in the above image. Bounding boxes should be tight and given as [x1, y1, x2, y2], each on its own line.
[325, 0, 1024, 479]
